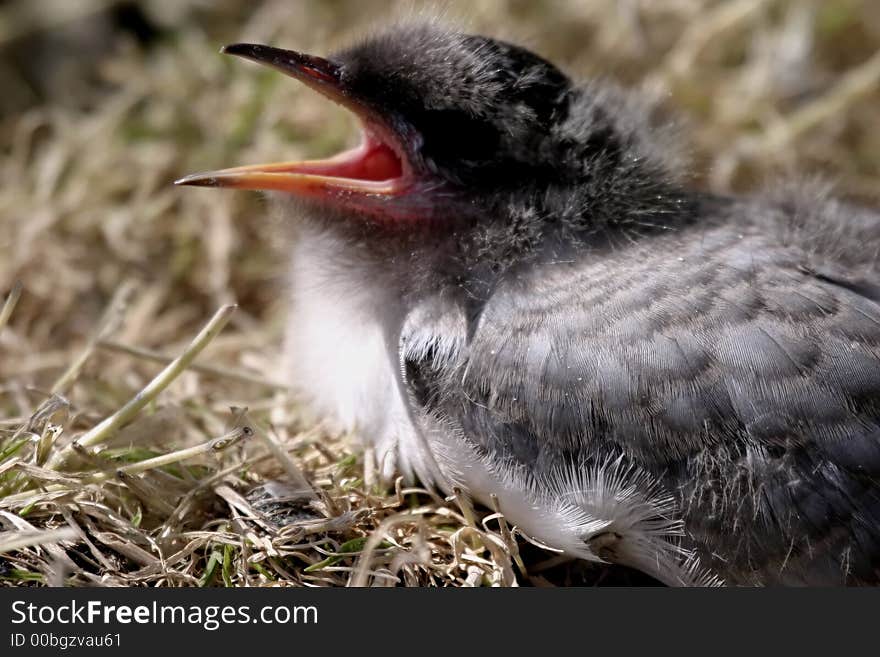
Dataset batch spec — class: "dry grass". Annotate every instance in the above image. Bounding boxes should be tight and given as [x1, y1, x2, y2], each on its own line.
[1, 0, 879, 587]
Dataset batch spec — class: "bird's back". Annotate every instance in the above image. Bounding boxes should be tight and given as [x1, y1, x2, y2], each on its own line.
[402, 190, 880, 585]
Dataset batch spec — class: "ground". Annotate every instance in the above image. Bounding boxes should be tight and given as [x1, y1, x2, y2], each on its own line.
[2, 0, 879, 587]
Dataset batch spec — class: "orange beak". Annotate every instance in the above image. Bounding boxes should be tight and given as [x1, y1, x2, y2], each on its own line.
[174, 44, 410, 203]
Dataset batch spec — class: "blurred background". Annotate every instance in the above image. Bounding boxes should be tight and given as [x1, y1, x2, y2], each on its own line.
[1, 0, 879, 586]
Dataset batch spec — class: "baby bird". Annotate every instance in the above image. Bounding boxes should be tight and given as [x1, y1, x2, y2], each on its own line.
[177, 23, 880, 586]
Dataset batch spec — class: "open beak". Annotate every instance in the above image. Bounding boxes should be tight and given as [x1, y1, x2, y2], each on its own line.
[174, 43, 410, 202]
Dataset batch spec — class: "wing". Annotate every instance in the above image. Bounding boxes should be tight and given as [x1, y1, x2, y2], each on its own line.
[401, 214, 880, 584]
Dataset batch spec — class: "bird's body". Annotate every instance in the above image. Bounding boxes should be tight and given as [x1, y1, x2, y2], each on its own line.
[179, 23, 880, 586]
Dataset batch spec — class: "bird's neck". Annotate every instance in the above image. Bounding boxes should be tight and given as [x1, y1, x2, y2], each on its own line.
[556, 168, 700, 244]
[464, 173, 700, 269]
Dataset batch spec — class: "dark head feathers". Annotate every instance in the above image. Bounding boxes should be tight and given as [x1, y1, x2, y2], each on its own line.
[335, 24, 573, 186]
[330, 23, 691, 228]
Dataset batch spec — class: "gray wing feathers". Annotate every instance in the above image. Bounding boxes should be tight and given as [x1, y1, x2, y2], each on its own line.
[400, 205, 880, 584]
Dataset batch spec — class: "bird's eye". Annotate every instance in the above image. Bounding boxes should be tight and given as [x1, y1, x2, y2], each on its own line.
[416, 109, 500, 165]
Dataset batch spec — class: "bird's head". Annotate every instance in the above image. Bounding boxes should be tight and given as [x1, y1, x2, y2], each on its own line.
[176, 24, 579, 228]
[177, 22, 692, 289]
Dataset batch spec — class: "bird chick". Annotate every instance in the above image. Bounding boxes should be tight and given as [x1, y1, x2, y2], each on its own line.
[177, 23, 880, 586]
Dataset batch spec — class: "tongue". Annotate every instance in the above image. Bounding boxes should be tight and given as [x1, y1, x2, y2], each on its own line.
[358, 142, 403, 181]
[297, 140, 402, 182]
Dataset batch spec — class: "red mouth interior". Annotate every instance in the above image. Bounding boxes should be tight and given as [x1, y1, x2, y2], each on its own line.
[292, 131, 404, 182]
